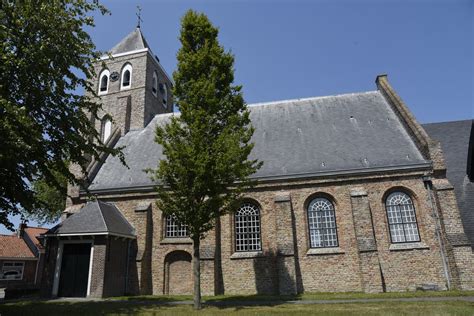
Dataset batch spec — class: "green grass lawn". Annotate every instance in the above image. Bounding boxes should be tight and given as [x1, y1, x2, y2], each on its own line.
[110, 289, 474, 302]
[1, 291, 474, 315]
[0, 300, 473, 316]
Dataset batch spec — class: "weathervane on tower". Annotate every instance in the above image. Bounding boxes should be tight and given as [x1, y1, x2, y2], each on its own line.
[136, 5, 143, 28]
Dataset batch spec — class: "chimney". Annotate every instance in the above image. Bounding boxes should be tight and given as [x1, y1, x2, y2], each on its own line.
[17, 222, 27, 238]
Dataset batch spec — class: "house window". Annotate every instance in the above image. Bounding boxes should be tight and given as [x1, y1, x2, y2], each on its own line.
[165, 215, 188, 238]
[307, 197, 338, 248]
[385, 191, 420, 243]
[235, 202, 261, 252]
[102, 117, 112, 143]
[152, 71, 158, 96]
[99, 69, 110, 95]
[0, 262, 24, 280]
[121, 64, 133, 90]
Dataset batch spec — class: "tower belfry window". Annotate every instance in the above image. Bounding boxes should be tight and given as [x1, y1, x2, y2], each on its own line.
[121, 64, 133, 90]
[152, 71, 158, 96]
[98, 69, 110, 95]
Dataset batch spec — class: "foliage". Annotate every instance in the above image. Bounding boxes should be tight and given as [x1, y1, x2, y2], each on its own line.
[151, 10, 262, 309]
[28, 168, 67, 224]
[0, 0, 122, 229]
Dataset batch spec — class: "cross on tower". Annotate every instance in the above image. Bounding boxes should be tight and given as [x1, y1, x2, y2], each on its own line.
[136, 5, 143, 28]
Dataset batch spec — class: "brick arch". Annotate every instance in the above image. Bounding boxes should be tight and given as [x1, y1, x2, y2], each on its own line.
[163, 250, 192, 295]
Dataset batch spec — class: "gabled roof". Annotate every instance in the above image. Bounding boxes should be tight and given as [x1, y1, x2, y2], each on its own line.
[46, 201, 135, 238]
[0, 235, 35, 259]
[89, 90, 428, 192]
[24, 227, 47, 250]
[109, 27, 150, 55]
[423, 119, 474, 245]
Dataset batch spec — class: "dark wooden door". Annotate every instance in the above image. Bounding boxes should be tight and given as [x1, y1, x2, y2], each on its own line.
[58, 243, 91, 297]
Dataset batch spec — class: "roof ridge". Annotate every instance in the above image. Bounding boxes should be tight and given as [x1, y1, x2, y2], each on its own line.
[423, 119, 473, 126]
[248, 90, 380, 108]
[95, 200, 109, 232]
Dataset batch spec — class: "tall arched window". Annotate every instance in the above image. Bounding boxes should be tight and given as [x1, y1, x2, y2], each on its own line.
[152, 71, 158, 96]
[385, 191, 420, 243]
[165, 215, 188, 238]
[98, 69, 110, 95]
[102, 118, 112, 143]
[121, 64, 132, 90]
[235, 202, 261, 252]
[160, 83, 168, 105]
[307, 197, 338, 248]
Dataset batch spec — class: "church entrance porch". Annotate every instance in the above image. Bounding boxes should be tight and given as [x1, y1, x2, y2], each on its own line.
[57, 243, 92, 297]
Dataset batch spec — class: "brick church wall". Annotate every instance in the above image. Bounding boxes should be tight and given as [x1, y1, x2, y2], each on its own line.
[93, 167, 470, 296]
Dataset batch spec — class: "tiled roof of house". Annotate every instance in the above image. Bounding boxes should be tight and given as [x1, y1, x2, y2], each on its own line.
[24, 227, 48, 249]
[0, 235, 35, 259]
[46, 200, 135, 238]
[423, 119, 474, 245]
[89, 91, 428, 191]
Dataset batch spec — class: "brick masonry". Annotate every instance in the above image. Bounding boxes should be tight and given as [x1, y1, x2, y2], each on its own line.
[80, 169, 472, 297]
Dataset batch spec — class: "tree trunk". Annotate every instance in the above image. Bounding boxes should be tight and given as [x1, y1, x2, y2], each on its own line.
[214, 216, 224, 295]
[193, 238, 202, 310]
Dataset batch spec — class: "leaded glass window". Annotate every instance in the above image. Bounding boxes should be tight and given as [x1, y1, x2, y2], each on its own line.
[235, 202, 262, 252]
[307, 197, 338, 248]
[165, 215, 188, 238]
[385, 192, 420, 243]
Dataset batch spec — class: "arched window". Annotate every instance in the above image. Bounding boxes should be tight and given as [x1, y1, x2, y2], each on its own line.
[160, 83, 168, 105]
[102, 118, 112, 143]
[307, 197, 338, 248]
[385, 191, 420, 243]
[165, 215, 188, 238]
[235, 202, 261, 252]
[98, 69, 110, 95]
[152, 71, 158, 96]
[121, 64, 132, 90]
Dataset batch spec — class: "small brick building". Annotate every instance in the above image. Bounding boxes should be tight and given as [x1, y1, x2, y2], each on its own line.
[0, 225, 47, 293]
[41, 28, 474, 298]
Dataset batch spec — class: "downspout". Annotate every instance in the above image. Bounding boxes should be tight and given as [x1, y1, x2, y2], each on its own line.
[34, 253, 41, 285]
[423, 175, 451, 289]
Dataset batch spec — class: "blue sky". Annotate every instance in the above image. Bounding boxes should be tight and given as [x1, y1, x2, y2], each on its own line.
[2, 0, 472, 234]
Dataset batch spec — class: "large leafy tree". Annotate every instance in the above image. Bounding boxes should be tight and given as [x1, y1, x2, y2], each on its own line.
[0, 1, 122, 229]
[152, 10, 261, 309]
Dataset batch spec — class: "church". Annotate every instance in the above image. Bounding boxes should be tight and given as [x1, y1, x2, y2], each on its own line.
[40, 27, 474, 298]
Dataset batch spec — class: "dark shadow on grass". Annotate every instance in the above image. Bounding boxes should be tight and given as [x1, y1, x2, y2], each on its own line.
[0, 298, 187, 316]
[204, 293, 303, 310]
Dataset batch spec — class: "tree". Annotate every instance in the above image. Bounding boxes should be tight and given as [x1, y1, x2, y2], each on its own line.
[152, 10, 262, 309]
[28, 168, 67, 224]
[0, 1, 122, 229]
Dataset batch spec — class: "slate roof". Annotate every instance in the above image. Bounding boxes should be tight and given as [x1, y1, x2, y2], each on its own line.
[423, 120, 474, 245]
[0, 235, 35, 259]
[109, 28, 150, 55]
[46, 200, 135, 238]
[89, 91, 428, 191]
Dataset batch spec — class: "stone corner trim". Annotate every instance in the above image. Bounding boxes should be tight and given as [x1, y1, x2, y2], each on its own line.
[274, 193, 291, 203]
[160, 238, 193, 245]
[388, 242, 429, 251]
[230, 251, 264, 260]
[350, 188, 368, 197]
[306, 247, 345, 256]
[135, 202, 151, 212]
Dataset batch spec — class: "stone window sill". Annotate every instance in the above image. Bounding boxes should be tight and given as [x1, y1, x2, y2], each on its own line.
[306, 247, 345, 256]
[389, 242, 429, 251]
[230, 251, 264, 260]
[160, 238, 192, 245]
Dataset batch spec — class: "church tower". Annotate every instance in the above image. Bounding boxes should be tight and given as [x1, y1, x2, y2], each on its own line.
[91, 27, 173, 142]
